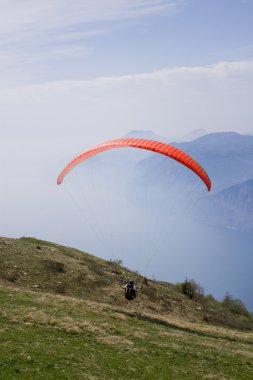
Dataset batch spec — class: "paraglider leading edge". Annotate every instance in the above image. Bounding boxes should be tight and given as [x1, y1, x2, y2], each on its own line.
[57, 138, 211, 191]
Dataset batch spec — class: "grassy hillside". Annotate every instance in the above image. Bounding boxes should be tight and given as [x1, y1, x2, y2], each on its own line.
[0, 236, 253, 379]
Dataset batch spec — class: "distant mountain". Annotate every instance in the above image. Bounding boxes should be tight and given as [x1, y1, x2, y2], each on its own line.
[124, 128, 208, 143]
[170, 128, 208, 143]
[121, 131, 253, 193]
[197, 179, 253, 232]
[122, 132, 253, 229]
[174, 132, 253, 192]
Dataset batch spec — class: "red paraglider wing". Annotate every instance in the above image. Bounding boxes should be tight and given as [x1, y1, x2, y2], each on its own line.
[57, 138, 211, 191]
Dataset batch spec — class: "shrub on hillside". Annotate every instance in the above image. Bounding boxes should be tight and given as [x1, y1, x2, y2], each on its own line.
[110, 258, 123, 266]
[177, 279, 204, 301]
[222, 293, 251, 319]
[200, 293, 253, 330]
[5, 271, 19, 283]
[44, 259, 65, 273]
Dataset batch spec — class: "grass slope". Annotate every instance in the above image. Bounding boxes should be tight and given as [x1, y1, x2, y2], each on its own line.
[0, 236, 253, 379]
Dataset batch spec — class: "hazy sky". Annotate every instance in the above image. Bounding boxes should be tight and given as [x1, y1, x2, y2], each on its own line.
[1, 0, 253, 249]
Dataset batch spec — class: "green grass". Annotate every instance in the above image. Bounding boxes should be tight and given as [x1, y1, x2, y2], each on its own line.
[0, 286, 253, 380]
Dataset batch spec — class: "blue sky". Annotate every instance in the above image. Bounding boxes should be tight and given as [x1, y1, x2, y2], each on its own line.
[1, 1, 253, 289]
[1, 0, 253, 84]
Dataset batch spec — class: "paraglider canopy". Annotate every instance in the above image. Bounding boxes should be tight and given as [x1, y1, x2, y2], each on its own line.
[57, 138, 211, 191]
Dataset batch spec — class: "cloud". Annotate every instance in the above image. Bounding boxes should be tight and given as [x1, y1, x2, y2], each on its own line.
[0, 0, 184, 85]
[1, 59, 252, 162]
[0, 1, 181, 33]
[1, 60, 253, 146]
[0, 0, 181, 50]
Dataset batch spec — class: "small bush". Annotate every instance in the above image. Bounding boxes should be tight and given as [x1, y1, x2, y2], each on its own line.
[110, 258, 123, 266]
[6, 272, 19, 283]
[179, 279, 204, 301]
[55, 283, 66, 294]
[222, 293, 251, 319]
[202, 294, 216, 304]
[44, 260, 65, 273]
